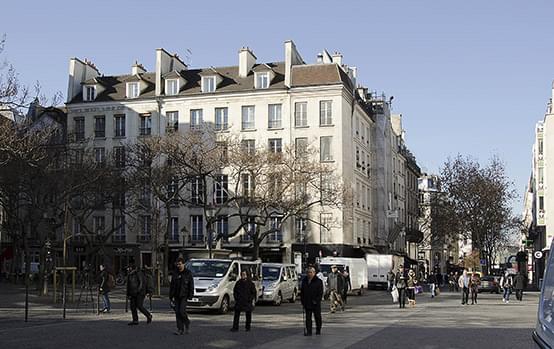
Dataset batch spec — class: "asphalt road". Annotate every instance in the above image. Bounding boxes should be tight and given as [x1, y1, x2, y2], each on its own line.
[0, 284, 540, 349]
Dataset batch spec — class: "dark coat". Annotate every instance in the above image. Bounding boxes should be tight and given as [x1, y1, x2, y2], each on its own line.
[428, 274, 437, 285]
[169, 268, 194, 300]
[233, 278, 257, 312]
[514, 274, 526, 290]
[395, 271, 406, 289]
[127, 269, 145, 297]
[99, 270, 110, 294]
[301, 276, 323, 310]
[326, 271, 345, 293]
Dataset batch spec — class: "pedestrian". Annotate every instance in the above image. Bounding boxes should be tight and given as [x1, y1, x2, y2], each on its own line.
[406, 269, 418, 307]
[231, 270, 257, 332]
[126, 262, 152, 325]
[458, 269, 470, 305]
[500, 272, 514, 303]
[98, 264, 113, 313]
[301, 266, 323, 336]
[387, 269, 395, 292]
[428, 272, 437, 298]
[470, 273, 480, 305]
[454, 272, 460, 292]
[436, 272, 443, 288]
[169, 257, 194, 335]
[341, 269, 351, 306]
[448, 272, 455, 292]
[395, 267, 407, 308]
[514, 272, 526, 301]
[326, 265, 345, 312]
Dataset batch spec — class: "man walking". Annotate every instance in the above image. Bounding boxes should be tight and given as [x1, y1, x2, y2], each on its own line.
[169, 257, 194, 335]
[301, 267, 323, 336]
[501, 272, 514, 303]
[387, 269, 395, 292]
[458, 269, 470, 305]
[126, 262, 152, 325]
[98, 264, 113, 313]
[395, 267, 407, 308]
[341, 269, 351, 306]
[231, 270, 257, 332]
[514, 272, 526, 301]
[428, 272, 437, 298]
[326, 265, 345, 312]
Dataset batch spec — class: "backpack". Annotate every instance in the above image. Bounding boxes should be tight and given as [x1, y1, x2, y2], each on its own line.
[107, 273, 115, 289]
[145, 271, 155, 295]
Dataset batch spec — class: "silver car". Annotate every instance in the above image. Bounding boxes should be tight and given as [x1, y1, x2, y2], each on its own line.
[260, 263, 299, 305]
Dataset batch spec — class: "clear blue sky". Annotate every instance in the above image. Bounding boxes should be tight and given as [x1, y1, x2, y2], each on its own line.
[3, 0, 553, 212]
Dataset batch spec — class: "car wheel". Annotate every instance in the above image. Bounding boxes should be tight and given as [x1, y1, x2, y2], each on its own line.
[289, 289, 297, 303]
[219, 295, 230, 314]
[274, 292, 282, 306]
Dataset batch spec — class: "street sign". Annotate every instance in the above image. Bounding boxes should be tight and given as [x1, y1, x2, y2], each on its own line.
[534, 251, 544, 259]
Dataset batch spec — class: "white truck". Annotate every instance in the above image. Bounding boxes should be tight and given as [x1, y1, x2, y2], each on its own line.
[365, 254, 403, 289]
[319, 257, 368, 295]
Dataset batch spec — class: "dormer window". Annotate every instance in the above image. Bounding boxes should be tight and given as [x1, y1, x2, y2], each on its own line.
[255, 72, 269, 89]
[84, 85, 96, 101]
[202, 76, 216, 93]
[127, 82, 140, 98]
[166, 79, 179, 96]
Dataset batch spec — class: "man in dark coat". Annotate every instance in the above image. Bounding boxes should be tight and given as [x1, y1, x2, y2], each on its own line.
[126, 262, 152, 325]
[98, 264, 112, 313]
[169, 257, 194, 335]
[326, 265, 345, 312]
[514, 272, 526, 301]
[231, 270, 257, 332]
[301, 266, 323, 336]
[395, 267, 407, 308]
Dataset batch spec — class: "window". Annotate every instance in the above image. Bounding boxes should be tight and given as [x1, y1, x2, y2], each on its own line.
[320, 213, 333, 243]
[191, 215, 204, 241]
[191, 177, 204, 204]
[94, 116, 105, 138]
[242, 174, 253, 197]
[268, 217, 282, 241]
[268, 138, 282, 153]
[190, 109, 203, 129]
[319, 100, 333, 125]
[355, 117, 360, 136]
[540, 196, 545, 210]
[114, 114, 126, 137]
[113, 188, 126, 208]
[84, 86, 96, 101]
[167, 176, 179, 202]
[241, 106, 255, 130]
[93, 216, 105, 235]
[166, 111, 179, 132]
[113, 216, 126, 242]
[74, 117, 85, 141]
[170, 217, 179, 241]
[214, 175, 229, 204]
[216, 216, 229, 240]
[202, 76, 216, 93]
[320, 173, 332, 202]
[243, 216, 256, 240]
[114, 146, 125, 168]
[127, 82, 140, 98]
[241, 139, 256, 155]
[268, 104, 282, 129]
[73, 218, 82, 236]
[255, 72, 269, 89]
[216, 141, 228, 162]
[295, 137, 308, 158]
[139, 113, 152, 135]
[539, 139, 544, 155]
[166, 79, 179, 95]
[295, 102, 307, 127]
[295, 217, 307, 242]
[320, 136, 333, 161]
[215, 107, 228, 131]
[139, 215, 152, 239]
[140, 184, 151, 207]
[268, 173, 282, 199]
[94, 147, 105, 165]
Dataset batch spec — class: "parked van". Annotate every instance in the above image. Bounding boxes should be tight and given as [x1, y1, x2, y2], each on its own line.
[185, 259, 262, 314]
[366, 254, 403, 289]
[319, 257, 368, 295]
[534, 240, 554, 347]
[259, 263, 299, 305]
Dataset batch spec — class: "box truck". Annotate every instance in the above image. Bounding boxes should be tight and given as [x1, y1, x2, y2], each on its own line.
[319, 257, 368, 295]
[365, 254, 403, 289]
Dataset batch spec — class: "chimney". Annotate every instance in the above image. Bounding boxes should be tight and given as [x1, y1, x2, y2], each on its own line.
[316, 53, 324, 64]
[67, 57, 100, 103]
[357, 86, 368, 101]
[284, 40, 304, 88]
[238, 47, 256, 78]
[132, 61, 146, 75]
[332, 52, 343, 66]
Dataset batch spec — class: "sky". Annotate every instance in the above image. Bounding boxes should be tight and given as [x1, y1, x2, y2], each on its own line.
[2, 0, 553, 212]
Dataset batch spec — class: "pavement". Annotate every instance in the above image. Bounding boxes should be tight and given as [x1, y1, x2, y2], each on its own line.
[0, 282, 541, 348]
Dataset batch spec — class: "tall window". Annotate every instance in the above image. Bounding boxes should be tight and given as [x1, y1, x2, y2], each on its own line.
[539, 139, 544, 155]
[255, 72, 269, 89]
[268, 217, 282, 241]
[241, 106, 255, 130]
[93, 216, 105, 235]
[242, 174, 253, 197]
[74, 117, 85, 141]
[295, 102, 307, 127]
[202, 76, 216, 93]
[139, 114, 152, 135]
[268, 138, 282, 153]
[190, 109, 203, 129]
[139, 215, 152, 239]
[295, 217, 307, 242]
[94, 116, 105, 138]
[243, 216, 256, 240]
[191, 177, 204, 204]
[191, 215, 204, 241]
[295, 137, 308, 158]
[320, 136, 333, 162]
[166, 79, 179, 95]
[539, 196, 545, 211]
[241, 139, 256, 155]
[216, 141, 228, 163]
[268, 104, 282, 129]
[166, 111, 179, 132]
[114, 114, 126, 137]
[114, 216, 126, 242]
[215, 107, 228, 131]
[127, 82, 140, 98]
[214, 175, 229, 204]
[319, 100, 333, 125]
[320, 213, 333, 243]
[94, 147, 105, 165]
[216, 216, 229, 241]
[114, 146, 125, 168]
[84, 86, 96, 101]
[170, 217, 179, 241]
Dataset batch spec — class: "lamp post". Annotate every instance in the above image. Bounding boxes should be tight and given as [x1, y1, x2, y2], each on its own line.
[205, 206, 216, 259]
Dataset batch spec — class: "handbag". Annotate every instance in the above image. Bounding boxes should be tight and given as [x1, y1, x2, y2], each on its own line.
[415, 285, 423, 294]
[435, 287, 440, 296]
[391, 286, 399, 303]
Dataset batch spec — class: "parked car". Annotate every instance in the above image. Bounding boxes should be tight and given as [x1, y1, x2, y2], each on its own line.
[478, 275, 501, 294]
[534, 239, 554, 348]
[259, 263, 298, 305]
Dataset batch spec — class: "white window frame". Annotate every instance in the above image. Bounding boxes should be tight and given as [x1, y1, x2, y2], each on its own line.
[320, 136, 333, 162]
[170, 217, 179, 241]
[319, 100, 333, 125]
[255, 72, 269, 89]
[294, 102, 307, 127]
[127, 82, 140, 98]
[114, 216, 126, 240]
[241, 105, 255, 130]
[139, 113, 152, 135]
[166, 79, 179, 95]
[190, 109, 203, 129]
[93, 216, 105, 235]
[241, 139, 256, 155]
[202, 76, 216, 93]
[84, 85, 96, 101]
[166, 111, 179, 132]
[268, 104, 282, 129]
[216, 216, 229, 239]
[191, 215, 204, 241]
[94, 147, 105, 164]
[214, 175, 229, 204]
[114, 114, 126, 137]
[215, 107, 228, 130]
[268, 138, 282, 153]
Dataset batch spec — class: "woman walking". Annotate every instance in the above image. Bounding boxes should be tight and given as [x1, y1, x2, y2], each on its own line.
[406, 269, 418, 307]
[470, 273, 480, 304]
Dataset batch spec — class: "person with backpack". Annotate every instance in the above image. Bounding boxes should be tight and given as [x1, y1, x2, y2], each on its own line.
[169, 257, 194, 335]
[500, 272, 514, 304]
[99, 264, 114, 313]
[126, 262, 152, 325]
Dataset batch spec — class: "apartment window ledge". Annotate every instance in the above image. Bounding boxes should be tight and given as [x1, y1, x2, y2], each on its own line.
[113, 135, 127, 139]
[320, 160, 335, 163]
[319, 124, 335, 128]
[241, 129, 257, 132]
[267, 127, 285, 131]
[94, 137, 107, 141]
[294, 125, 310, 129]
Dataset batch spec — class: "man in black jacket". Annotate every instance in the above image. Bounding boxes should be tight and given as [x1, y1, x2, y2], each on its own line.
[230, 270, 257, 332]
[301, 266, 323, 336]
[169, 257, 194, 335]
[127, 262, 152, 325]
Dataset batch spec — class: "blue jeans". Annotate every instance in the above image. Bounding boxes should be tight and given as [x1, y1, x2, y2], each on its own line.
[102, 292, 111, 311]
[503, 288, 511, 301]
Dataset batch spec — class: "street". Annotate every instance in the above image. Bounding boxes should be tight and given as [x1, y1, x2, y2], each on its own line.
[0, 284, 539, 349]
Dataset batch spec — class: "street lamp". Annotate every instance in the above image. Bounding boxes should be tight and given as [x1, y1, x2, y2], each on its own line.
[206, 206, 216, 259]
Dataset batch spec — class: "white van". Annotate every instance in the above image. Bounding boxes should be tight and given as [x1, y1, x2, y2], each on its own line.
[260, 263, 299, 305]
[185, 259, 262, 314]
[319, 257, 368, 295]
[366, 254, 403, 289]
[534, 239, 554, 347]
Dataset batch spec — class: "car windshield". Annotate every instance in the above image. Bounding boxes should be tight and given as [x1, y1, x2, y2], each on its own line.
[262, 267, 281, 281]
[186, 260, 231, 278]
